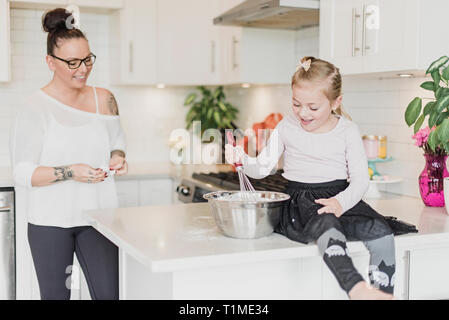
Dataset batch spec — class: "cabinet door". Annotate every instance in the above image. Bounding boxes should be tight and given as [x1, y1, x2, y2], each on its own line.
[0, 0, 10, 82]
[217, 0, 243, 84]
[116, 180, 140, 207]
[111, 0, 157, 85]
[220, 27, 295, 85]
[139, 179, 173, 206]
[157, 0, 221, 86]
[219, 26, 242, 84]
[319, 0, 364, 75]
[408, 247, 449, 300]
[363, 0, 419, 73]
[240, 27, 296, 84]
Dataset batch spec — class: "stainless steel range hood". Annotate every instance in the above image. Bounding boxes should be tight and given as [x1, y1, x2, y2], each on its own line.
[213, 0, 320, 30]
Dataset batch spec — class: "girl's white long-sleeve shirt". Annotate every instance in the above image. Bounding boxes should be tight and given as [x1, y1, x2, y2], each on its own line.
[9, 89, 126, 227]
[241, 111, 369, 214]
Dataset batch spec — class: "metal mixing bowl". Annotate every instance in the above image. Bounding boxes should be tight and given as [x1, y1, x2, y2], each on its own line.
[203, 191, 290, 239]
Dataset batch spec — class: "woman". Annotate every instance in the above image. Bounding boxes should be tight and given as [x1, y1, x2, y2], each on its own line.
[10, 8, 128, 300]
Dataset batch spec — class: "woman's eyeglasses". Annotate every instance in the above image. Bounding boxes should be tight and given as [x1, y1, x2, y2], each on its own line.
[50, 53, 96, 69]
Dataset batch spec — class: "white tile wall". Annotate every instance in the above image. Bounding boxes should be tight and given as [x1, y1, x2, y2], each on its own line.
[0, 10, 444, 198]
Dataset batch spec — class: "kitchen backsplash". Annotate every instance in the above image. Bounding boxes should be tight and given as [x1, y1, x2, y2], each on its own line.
[0, 8, 443, 198]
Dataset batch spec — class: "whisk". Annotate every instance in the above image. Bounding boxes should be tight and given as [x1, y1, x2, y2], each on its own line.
[226, 131, 258, 201]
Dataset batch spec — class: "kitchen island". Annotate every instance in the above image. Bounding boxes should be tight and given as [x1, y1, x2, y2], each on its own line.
[84, 193, 449, 300]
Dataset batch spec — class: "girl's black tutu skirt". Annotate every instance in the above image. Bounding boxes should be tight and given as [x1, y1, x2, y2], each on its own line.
[274, 179, 418, 244]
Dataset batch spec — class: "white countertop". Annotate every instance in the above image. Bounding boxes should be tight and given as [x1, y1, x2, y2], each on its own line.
[85, 193, 449, 273]
[119, 162, 232, 180]
[0, 162, 233, 187]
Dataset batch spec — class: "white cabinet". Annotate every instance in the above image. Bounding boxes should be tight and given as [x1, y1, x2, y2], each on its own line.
[156, 0, 222, 86]
[220, 26, 296, 85]
[116, 177, 174, 207]
[319, 0, 364, 75]
[11, 0, 67, 6]
[217, 0, 296, 85]
[113, 0, 296, 86]
[320, 0, 449, 75]
[67, 0, 123, 10]
[110, 0, 157, 85]
[139, 179, 173, 206]
[10, 0, 123, 9]
[407, 246, 449, 300]
[115, 180, 140, 207]
[0, 0, 11, 82]
[362, 0, 418, 74]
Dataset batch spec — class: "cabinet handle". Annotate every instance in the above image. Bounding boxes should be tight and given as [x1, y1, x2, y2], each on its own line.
[0, 206, 11, 212]
[352, 8, 361, 57]
[211, 40, 216, 73]
[403, 250, 411, 300]
[232, 36, 239, 70]
[129, 41, 134, 73]
[362, 5, 372, 56]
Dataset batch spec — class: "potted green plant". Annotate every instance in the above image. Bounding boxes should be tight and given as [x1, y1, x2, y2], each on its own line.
[184, 86, 238, 132]
[405, 56, 449, 207]
[184, 86, 239, 163]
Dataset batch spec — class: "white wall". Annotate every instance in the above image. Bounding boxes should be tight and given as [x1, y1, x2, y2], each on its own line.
[0, 10, 441, 198]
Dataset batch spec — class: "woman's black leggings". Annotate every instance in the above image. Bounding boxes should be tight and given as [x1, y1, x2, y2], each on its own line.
[27, 223, 118, 300]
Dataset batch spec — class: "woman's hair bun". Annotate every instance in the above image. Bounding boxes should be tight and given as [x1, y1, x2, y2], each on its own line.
[42, 8, 72, 33]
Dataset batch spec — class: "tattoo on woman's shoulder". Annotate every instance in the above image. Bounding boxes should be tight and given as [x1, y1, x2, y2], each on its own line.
[52, 166, 73, 183]
[108, 93, 119, 115]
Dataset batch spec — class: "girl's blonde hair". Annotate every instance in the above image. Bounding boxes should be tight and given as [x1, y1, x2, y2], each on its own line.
[292, 56, 351, 120]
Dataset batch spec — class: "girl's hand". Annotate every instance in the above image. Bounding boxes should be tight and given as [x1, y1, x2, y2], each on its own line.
[69, 164, 106, 184]
[315, 198, 343, 217]
[225, 144, 244, 165]
[109, 151, 128, 176]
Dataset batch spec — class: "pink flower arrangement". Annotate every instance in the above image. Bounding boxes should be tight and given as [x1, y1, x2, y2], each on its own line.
[411, 126, 446, 155]
[412, 126, 434, 147]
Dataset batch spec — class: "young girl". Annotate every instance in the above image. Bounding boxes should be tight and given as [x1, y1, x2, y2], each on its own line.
[226, 57, 406, 300]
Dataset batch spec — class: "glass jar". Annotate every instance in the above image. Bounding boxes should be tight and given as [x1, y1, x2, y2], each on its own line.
[362, 135, 378, 159]
[377, 135, 387, 159]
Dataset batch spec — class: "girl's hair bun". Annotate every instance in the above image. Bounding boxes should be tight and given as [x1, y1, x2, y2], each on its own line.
[42, 8, 71, 33]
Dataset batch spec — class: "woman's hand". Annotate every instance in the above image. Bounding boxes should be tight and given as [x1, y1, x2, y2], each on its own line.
[225, 144, 244, 165]
[109, 150, 128, 176]
[315, 197, 343, 217]
[68, 164, 106, 184]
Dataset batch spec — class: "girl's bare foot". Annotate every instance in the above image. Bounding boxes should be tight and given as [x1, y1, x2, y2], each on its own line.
[348, 281, 394, 300]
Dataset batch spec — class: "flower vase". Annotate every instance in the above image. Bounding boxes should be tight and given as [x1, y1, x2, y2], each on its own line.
[418, 153, 449, 207]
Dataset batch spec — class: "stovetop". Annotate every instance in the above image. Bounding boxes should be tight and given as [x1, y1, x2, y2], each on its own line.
[191, 170, 288, 192]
